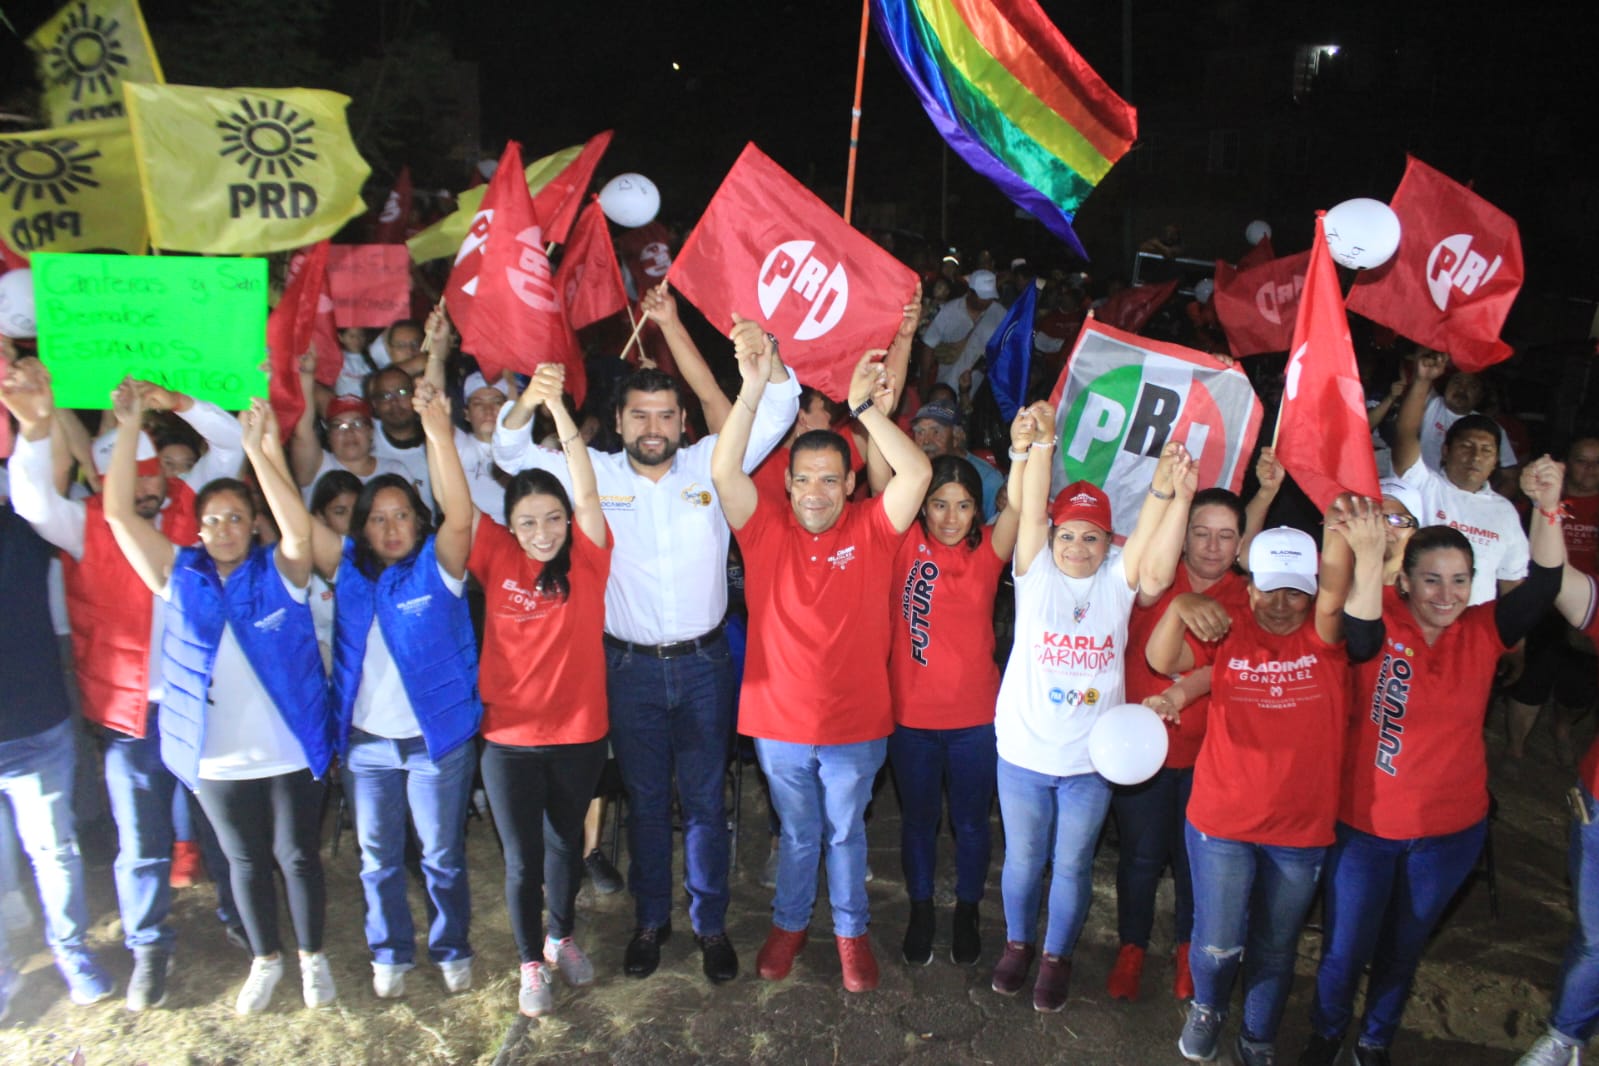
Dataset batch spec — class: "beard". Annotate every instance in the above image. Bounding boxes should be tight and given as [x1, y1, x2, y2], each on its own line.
[134, 495, 163, 520]
[624, 435, 681, 468]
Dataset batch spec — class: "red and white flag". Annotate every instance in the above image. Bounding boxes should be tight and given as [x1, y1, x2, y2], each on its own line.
[1096, 279, 1177, 335]
[1212, 250, 1311, 358]
[668, 143, 918, 401]
[446, 141, 585, 401]
[1275, 216, 1380, 511]
[267, 240, 338, 432]
[532, 131, 612, 247]
[372, 166, 413, 244]
[1346, 156, 1522, 371]
[556, 200, 628, 331]
[1237, 234, 1276, 272]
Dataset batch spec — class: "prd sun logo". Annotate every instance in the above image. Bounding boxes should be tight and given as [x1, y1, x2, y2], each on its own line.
[217, 98, 319, 181]
[0, 137, 100, 212]
[40, 3, 131, 102]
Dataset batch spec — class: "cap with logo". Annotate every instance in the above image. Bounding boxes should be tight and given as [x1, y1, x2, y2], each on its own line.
[968, 270, 999, 300]
[1049, 480, 1113, 532]
[91, 430, 162, 477]
[462, 371, 506, 400]
[910, 403, 960, 429]
[1247, 526, 1319, 595]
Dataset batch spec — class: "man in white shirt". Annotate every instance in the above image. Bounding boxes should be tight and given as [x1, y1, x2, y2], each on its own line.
[494, 302, 798, 986]
[917, 269, 1002, 394]
[1416, 360, 1515, 475]
[367, 366, 433, 509]
[2, 363, 245, 1011]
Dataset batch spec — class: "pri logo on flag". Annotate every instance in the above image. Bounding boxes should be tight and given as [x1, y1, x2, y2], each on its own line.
[1425, 234, 1504, 312]
[1256, 271, 1306, 325]
[217, 98, 323, 221]
[757, 240, 849, 341]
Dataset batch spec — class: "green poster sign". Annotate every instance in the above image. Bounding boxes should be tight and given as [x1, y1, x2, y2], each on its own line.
[32, 253, 268, 410]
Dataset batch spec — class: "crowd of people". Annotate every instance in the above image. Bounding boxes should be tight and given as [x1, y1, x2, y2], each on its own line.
[2, 250, 1599, 1066]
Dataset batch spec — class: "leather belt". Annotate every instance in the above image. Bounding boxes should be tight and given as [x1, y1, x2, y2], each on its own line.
[603, 623, 725, 660]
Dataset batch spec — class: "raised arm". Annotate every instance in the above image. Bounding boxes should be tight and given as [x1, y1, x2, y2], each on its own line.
[1523, 456, 1571, 571]
[529, 364, 607, 550]
[1315, 497, 1360, 644]
[241, 398, 312, 588]
[1240, 445, 1283, 562]
[1013, 400, 1056, 576]
[709, 317, 773, 531]
[641, 282, 731, 433]
[140, 381, 245, 485]
[1393, 350, 1446, 475]
[1126, 443, 1195, 603]
[421, 301, 451, 393]
[102, 380, 176, 594]
[1, 359, 89, 558]
[989, 408, 1031, 561]
[880, 282, 922, 413]
[851, 350, 932, 533]
[1337, 497, 1388, 623]
[288, 351, 325, 487]
[413, 381, 475, 580]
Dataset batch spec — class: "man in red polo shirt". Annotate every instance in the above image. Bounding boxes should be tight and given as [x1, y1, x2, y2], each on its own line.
[711, 324, 932, 993]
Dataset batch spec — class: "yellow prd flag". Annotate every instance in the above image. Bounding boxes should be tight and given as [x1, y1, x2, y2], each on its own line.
[27, 0, 165, 126]
[406, 143, 584, 263]
[123, 82, 371, 255]
[0, 118, 147, 255]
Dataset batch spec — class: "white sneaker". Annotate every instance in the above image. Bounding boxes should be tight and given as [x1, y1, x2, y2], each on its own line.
[518, 961, 553, 1017]
[236, 956, 283, 1015]
[372, 962, 409, 999]
[300, 952, 336, 1008]
[439, 958, 472, 994]
[1517, 1033, 1583, 1066]
[543, 936, 595, 986]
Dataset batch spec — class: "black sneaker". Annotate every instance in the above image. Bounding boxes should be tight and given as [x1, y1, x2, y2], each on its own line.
[902, 900, 934, 966]
[951, 901, 981, 965]
[126, 947, 170, 1012]
[624, 922, 671, 978]
[1351, 1046, 1391, 1066]
[585, 848, 624, 895]
[1296, 1033, 1341, 1066]
[695, 932, 739, 984]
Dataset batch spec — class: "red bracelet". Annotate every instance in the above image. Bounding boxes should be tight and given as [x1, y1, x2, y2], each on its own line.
[1541, 505, 1569, 526]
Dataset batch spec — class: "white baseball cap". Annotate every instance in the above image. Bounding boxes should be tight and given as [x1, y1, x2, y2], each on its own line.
[91, 429, 159, 476]
[1248, 526, 1318, 595]
[1378, 478, 1423, 522]
[968, 270, 998, 300]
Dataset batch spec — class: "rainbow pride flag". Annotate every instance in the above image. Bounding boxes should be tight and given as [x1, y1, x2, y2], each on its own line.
[872, 0, 1137, 258]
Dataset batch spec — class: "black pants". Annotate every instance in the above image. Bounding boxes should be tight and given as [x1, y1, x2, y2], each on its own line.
[196, 769, 327, 957]
[480, 738, 606, 963]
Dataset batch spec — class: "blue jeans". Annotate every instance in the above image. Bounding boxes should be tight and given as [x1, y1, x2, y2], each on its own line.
[606, 637, 736, 934]
[996, 757, 1112, 956]
[0, 719, 92, 967]
[1112, 766, 1195, 947]
[755, 737, 887, 938]
[101, 713, 178, 950]
[1186, 821, 1325, 1047]
[1550, 786, 1599, 1043]
[888, 723, 996, 904]
[1311, 819, 1486, 1048]
[345, 730, 476, 966]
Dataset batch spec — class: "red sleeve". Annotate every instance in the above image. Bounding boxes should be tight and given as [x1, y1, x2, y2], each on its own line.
[569, 517, 614, 582]
[467, 516, 512, 583]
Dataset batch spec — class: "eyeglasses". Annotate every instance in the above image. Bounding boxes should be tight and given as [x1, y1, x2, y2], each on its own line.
[201, 513, 249, 528]
[330, 418, 371, 432]
[373, 388, 414, 403]
[389, 340, 424, 353]
[1382, 513, 1419, 529]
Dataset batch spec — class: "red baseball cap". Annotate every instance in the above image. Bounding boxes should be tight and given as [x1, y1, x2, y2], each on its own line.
[1049, 480, 1113, 531]
[325, 396, 372, 423]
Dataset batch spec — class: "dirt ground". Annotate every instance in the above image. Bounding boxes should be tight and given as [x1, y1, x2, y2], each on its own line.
[0, 710, 1588, 1066]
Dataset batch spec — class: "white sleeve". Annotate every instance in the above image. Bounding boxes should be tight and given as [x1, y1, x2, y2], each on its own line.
[1497, 521, 1530, 583]
[740, 372, 802, 474]
[1395, 455, 1430, 490]
[8, 432, 87, 559]
[435, 559, 467, 597]
[1497, 426, 1517, 469]
[491, 400, 562, 476]
[181, 400, 245, 486]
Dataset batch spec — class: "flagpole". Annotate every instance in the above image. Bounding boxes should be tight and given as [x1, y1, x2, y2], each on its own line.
[619, 305, 646, 361]
[842, 0, 871, 224]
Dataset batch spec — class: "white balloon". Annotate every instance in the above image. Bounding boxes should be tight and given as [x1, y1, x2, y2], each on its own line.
[599, 173, 661, 228]
[1323, 198, 1402, 270]
[1087, 703, 1169, 785]
[1193, 277, 1215, 304]
[1245, 219, 1272, 246]
[0, 269, 35, 339]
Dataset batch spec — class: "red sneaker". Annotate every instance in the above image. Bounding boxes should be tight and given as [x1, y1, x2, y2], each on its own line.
[755, 925, 808, 981]
[836, 933, 879, 993]
[1173, 942, 1195, 1000]
[1106, 943, 1145, 1002]
[170, 841, 203, 889]
[990, 940, 1036, 995]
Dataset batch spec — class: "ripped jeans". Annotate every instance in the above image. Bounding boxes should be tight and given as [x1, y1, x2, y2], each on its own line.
[1185, 821, 1326, 1048]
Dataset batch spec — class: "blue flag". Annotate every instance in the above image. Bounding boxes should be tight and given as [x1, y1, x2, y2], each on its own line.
[985, 279, 1038, 423]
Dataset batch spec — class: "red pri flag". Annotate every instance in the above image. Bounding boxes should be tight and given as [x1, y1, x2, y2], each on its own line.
[447, 141, 585, 402]
[1237, 234, 1276, 272]
[668, 142, 918, 401]
[1096, 279, 1177, 335]
[556, 200, 627, 331]
[1346, 156, 1523, 372]
[532, 131, 613, 247]
[1212, 250, 1311, 357]
[1275, 216, 1380, 511]
[267, 241, 335, 432]
[371, 166, 413, 244]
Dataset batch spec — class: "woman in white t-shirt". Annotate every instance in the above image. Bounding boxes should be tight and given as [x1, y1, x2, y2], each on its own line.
[104, 390, 337, 1015]
[306, 469, 361, 667]
[989, 401, 1194, 1014]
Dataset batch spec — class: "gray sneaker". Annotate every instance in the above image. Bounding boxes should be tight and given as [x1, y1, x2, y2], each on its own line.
[1178, 1002, 1225, 1062]
[518, 961, 553, 1017]
[1517, 1034, 1582, 1066]
[1234, 1034, 1276, 1066]
[543, 937, 594, 987]
[126, 947, 170, 1012]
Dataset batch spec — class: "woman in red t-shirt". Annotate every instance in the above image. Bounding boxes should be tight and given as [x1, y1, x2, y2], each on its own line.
[1107, 487, 1249, 1004]
[1147, 506, 1381, 1066]
[454, 364, 612, 1020]
[1302, 462, 1565, 1065]
[888, 433, 1022, 969]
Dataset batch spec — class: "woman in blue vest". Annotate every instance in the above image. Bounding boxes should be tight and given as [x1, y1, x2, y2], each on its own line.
[306, 380, 482, 1000]
[103, 386, 336, 1015]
